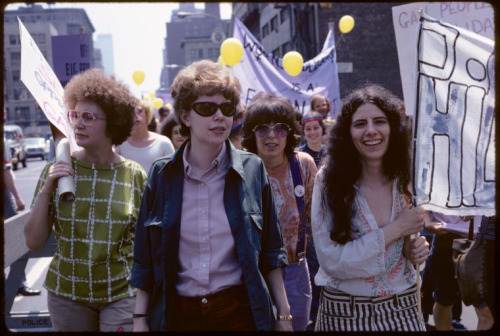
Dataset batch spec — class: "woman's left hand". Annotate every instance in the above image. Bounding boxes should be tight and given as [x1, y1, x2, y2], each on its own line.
[405, 236, 430, 265]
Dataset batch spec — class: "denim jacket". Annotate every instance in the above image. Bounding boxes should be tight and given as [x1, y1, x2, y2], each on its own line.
[129, 140, 288, 331]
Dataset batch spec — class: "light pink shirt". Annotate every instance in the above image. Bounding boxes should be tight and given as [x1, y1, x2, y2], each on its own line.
[176, 142, 242, 297]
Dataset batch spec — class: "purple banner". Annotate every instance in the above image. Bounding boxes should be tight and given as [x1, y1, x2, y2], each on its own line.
[51, 33, 92, 87]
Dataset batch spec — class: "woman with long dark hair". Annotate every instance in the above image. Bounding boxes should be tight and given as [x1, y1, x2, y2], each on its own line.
[312, 84, 430, 331]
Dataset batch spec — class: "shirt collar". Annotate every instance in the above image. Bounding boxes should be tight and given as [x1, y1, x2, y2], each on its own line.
[183, 141, 228, 179]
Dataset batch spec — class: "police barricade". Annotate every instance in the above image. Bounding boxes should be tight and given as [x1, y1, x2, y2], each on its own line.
[4, 211, 55, 331]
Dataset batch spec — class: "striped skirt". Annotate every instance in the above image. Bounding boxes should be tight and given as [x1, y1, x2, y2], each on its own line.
[315, 285, 426, 331]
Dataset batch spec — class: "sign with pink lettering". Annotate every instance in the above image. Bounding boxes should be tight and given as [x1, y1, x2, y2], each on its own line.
[392, 2, 494, 115]
[19, 18, 79, 152]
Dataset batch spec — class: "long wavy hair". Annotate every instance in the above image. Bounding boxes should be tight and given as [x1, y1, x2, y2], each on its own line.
[322, 84, 411, 244]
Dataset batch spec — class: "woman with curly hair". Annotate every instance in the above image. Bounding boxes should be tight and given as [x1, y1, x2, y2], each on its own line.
[311, 84, 430, 331]
[241, 92, 318, 331]
[24, 69, 148, 332]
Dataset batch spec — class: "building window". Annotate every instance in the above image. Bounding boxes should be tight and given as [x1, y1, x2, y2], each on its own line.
[208, 48, 213, 58]
[190, 49, 196, 59]
[282, 42, 292, 54]
[198, 49, 203, 59]
[9, 35, 19, 45]
[37, 34, 46, 44]
[280, 7, 290, 24]
[270, 15, 278, 32]
[67, 23, 81, 35]
[11, 52, 21, 66]
[262, 23, 269, 38]
[12, 70, 20, 82]
[272, 47, 280, 58]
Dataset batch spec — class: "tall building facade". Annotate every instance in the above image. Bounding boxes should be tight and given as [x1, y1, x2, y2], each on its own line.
[233, 2, 405, 99]
[3, 4, 95, 137]
[160, 3, 230, 91]
[94, 34, 115, 77]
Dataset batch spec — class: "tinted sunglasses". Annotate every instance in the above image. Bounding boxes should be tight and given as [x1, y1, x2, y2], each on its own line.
[67, 110, 106, 126]
[191, 102, 236, 117]
[252, 123, 290, 138]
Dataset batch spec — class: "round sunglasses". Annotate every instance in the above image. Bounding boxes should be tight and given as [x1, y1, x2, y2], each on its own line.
[252, 123, 290, 138]
[191, 102, 236, 117]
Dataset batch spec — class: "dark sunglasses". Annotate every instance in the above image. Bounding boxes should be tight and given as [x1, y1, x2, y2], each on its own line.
[252, 123, 290, 138]
[191, 102, 236, 117]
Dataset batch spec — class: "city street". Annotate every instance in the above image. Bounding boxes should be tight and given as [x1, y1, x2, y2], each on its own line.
[4, 158, 480, 331]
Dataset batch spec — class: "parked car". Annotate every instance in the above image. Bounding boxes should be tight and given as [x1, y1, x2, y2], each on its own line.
[24, 137, 48, 160]
[3, 125, 27, 170]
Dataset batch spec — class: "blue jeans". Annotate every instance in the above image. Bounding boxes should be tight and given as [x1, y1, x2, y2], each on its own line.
[282, 260, 312, 331]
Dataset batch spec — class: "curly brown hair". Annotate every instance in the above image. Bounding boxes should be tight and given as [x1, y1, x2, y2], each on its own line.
[63, 69, 138, 145]
[170, 60, 241, 137]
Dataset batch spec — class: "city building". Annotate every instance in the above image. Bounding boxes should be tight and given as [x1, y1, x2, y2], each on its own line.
[160, 3, 230, 91]
[3, 3, 96, 137]
[93, 33, 115, 77]
[232, 2, 405, 99]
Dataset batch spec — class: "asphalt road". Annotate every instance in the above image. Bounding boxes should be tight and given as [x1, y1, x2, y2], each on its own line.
[5, 157, 481, 331]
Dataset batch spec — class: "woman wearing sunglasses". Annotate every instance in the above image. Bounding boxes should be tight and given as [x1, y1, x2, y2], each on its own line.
[24, 69, 148, 331]
[241, 92, 319, 331]
[129, 60, 291, 332]
[311, 84, 429, 331]
[115, 101, 174, 173]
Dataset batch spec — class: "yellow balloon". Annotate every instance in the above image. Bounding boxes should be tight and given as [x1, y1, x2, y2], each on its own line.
[218, 55, 226, 66]
[165, 103, 172, 109]
[149, 91, 155, 100]
[339, 15, 355, 34]
[220, 38, 243, 66]
[282, 51, 304, 77]
[152, 98, 163, 109]
[132, 70, 145, 85]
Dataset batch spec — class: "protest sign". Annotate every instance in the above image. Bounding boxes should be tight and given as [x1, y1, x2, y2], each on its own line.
[52, 33, 92, 87]
[392, 2, 494, 115]
[19, 18, 78, 152]
[413, 13, 495, 216]
[231, 18, 341, 117]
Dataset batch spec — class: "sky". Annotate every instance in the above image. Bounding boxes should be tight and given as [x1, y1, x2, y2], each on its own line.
[6, 2, 232, 98]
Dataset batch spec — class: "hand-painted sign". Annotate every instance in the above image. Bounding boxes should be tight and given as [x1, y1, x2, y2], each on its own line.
[413, 13, 495, 216]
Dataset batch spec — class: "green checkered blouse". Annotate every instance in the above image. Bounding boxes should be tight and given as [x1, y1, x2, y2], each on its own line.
[32, 157, 147, 303]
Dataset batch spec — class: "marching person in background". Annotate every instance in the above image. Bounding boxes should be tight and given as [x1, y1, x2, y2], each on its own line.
[229, 104, 245, 150]
[24, 69, 148, 332]
[310, 94, 332, 119]
[129, 60, 292, 332]
[425, 213, 493, 330]
[312, 84, 430, 331]
[242, 92, 318, 331]
[116, 101, 174, 173]
[159, 113, 186, 150]
[298, 111, 328, 168]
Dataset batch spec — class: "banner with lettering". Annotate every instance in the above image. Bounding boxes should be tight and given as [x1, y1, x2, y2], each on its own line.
[413, 13, 495, 216]
[392, 2, 494, 115]
[52, 33, 92, 87]
[19, 18, 78, 151]
[231, 18, 341, 117]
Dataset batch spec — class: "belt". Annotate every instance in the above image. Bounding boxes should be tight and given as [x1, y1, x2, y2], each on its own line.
[175, 285, 247, 306]
[322, 284, 418, 304]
